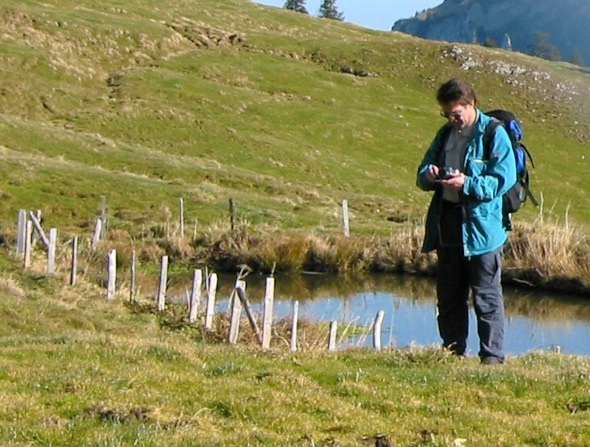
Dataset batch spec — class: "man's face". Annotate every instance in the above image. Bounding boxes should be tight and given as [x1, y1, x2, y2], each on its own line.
[440, 101, 476, 129]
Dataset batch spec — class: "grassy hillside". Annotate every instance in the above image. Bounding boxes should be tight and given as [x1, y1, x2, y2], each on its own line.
[0, 0, 589, 241]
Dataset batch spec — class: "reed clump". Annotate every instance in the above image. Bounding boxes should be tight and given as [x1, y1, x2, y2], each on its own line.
[198, 219, 589, 295]
[204, 225, 435, 275]
[503, 217, 590, 294]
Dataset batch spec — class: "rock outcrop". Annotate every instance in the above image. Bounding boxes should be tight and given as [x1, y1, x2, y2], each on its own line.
[392, 0, 590, 66]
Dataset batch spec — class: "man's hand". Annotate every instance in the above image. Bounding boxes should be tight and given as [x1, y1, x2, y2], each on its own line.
[423, 165, 440, 183]
[438, 171, 466, 191]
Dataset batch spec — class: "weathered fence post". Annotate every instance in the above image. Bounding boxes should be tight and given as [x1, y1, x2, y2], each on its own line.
[46, 228, 57, 275]
[261, 277, 275, 350]
[31, 210, 42, 246]
[290, 300, 299, 352]
[156, 255, 168, 311]
[229, 198, 235, 231]
[70, 236, 78, 286]
[179, 198, 184, 238]
[373, 310, 385, 351]
[92, 219, 102, 251]
[204, 273, 218, 330]
[189, 269, 202, 324]
[29, 212, 49, 250]
[16, 209, 27, 255]
[106, 249, 116, 300]
[99, 195, 107, 240]
[328, 321, 338, 351]
[129, 250, 136, 302]
[228, 280, 245, 345]
[236, 285, 262, 343]
[341, 199, 350, 237]
[23, 220, 33, 269]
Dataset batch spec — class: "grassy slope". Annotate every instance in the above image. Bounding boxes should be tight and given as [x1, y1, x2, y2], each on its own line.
[0, 0, 588, 240]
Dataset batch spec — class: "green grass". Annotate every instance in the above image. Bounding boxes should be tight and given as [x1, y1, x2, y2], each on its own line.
[2, 274, 590, 446]
[0, 0, 588, 240]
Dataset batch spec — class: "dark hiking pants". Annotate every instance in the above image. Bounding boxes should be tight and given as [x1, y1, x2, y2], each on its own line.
[436, 201, 505, 361]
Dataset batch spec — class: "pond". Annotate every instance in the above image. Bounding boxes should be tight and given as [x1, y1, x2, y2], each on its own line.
[158, 271, 590, 357]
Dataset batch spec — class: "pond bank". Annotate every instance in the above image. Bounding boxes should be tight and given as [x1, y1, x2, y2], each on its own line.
[190, 221, 590, 297]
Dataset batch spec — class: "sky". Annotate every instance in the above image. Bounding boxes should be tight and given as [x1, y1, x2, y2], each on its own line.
[254, 0, 443, 31]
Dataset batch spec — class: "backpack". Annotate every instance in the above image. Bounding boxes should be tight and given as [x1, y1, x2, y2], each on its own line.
[483, 109, 537, 230]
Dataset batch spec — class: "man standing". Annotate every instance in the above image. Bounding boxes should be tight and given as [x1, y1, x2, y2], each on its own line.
[416, 79, 516, 364]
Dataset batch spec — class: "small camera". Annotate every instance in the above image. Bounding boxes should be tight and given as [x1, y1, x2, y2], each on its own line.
[438, 167, 456, 180]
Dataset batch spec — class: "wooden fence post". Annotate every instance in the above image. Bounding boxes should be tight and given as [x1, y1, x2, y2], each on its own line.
[228, 280, 245, 345]
[179, 198, 184, 238]
[328, 321, 338, 351]
[99, 195, 107, 240]
[261, 277, 275, 350]
[290, 300, 299, 352]
[92, 219, 102, 251]
[204, 273, 218, 330]
[29, 212, 49, 250]
[373, 310, 385, 351]
[156, 255, 168, 311]
[236, 285, 262, 343]
[189, 269, 202, 324]
[46, 228, 57, 275]
[106, 249, 116, 300]
[341, 199, 350, 237]
[23, 220, 33, 269]
[229, 198, 235, 231]
[129, 250, 136, 302]
[31, 210, 42, 246]
[16, 209, 27, 255]
[70, 236, 78, 286]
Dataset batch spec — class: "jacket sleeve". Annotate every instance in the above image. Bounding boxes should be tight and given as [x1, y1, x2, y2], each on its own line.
[416, 126, 447, 191]
[462, 125, 517, 201]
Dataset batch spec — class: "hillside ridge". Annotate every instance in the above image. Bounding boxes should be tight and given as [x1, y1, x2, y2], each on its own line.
[393, 0, 590, 66]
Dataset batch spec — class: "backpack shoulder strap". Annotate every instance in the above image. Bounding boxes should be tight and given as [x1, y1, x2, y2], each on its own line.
[482, 119, 502, 159]
[518, 141, 535, 169]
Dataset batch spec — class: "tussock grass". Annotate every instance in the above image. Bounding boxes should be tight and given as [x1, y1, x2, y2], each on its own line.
[198, 218, 589, 294]
[0, 273, 26, 299]
[504, 213, 590, 294]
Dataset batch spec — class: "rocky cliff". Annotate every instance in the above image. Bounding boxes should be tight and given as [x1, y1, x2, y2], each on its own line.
[392, 0, 590, 66]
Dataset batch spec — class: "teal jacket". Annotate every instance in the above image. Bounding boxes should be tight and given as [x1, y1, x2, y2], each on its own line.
[416, 110, 517, 256]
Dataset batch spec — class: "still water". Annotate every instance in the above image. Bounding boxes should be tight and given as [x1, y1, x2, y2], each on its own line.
[162, 272, 590, 357]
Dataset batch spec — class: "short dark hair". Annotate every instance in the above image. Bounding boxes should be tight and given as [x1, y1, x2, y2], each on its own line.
[436, 78, 477, 106]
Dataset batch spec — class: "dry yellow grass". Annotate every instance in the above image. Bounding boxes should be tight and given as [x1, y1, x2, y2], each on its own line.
[4, 208, 589, 299]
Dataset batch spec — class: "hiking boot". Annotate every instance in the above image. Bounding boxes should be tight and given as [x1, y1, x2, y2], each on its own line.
[481, 356, 504, 365]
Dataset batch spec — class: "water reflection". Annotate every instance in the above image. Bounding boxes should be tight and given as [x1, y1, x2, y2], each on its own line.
[147, 271, 590, 357]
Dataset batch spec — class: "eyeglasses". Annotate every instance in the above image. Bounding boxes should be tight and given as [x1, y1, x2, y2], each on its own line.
[440, 103, 473, 120]
[440, 110, 463, 120]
